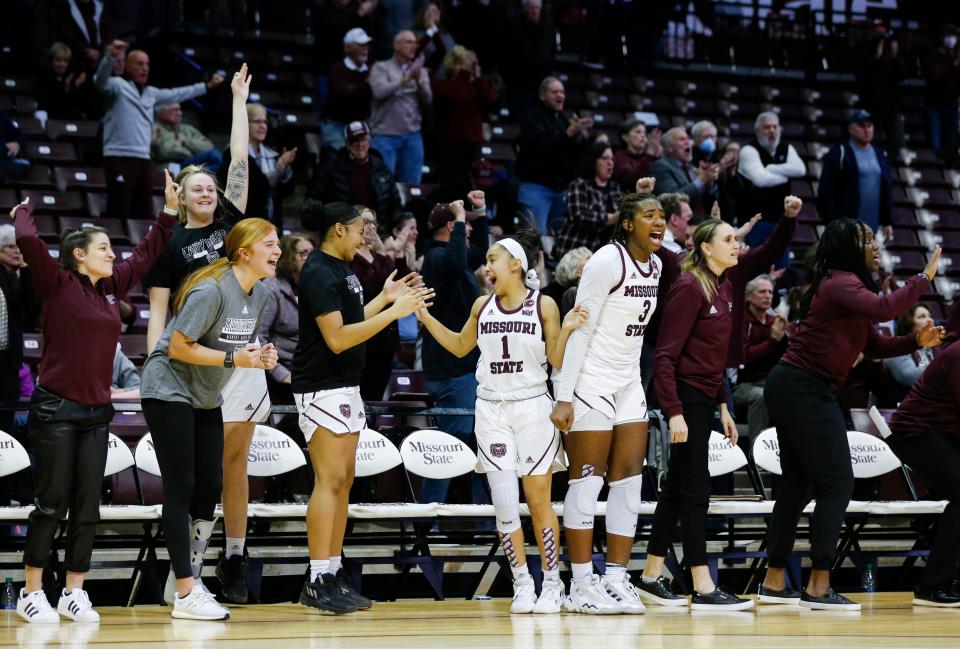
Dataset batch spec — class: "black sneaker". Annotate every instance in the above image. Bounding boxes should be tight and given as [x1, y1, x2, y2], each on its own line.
[636, 576, 688, 606]
[914, 586, 960, 608]
[758, 583, 801, 605]
[215, 552, 248, 604]
[692, 586, 754, 611]
[335, 569, 373, 610]
[299, 574, 357, 614]
[799, 588, 860, 611]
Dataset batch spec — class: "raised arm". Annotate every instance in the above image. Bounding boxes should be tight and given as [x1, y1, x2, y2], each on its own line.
[147, 287, 170, 354]
[316, 287, 431, 354]
[223, 64, 251, 214]
[10, 199, 65, 298]
[417, 295, 483, 358]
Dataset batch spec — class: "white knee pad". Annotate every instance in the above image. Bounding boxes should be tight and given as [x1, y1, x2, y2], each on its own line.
[605, 474, 643, 538]
[563, 476, 604, 530]
[486, 470, 521, 534]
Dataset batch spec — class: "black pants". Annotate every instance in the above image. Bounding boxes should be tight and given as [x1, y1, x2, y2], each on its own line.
[104, 156, 155, 220]
[648, 383, 715, 567]
[24, 386, 113, 573]
[764, 363, 853, 570]
[888, 429, 960, 590]
[142, 399, 223, 579]
[360, 349, 394, 402]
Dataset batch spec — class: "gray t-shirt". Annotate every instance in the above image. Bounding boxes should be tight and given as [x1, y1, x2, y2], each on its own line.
[140, 271, 267, 409]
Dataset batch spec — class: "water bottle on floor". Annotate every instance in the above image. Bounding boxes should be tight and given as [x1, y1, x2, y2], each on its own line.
[1, 577, 16, 610]
[861, 563, 877, 593]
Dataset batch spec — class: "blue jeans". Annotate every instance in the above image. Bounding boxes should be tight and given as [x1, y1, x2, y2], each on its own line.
[518, 181, 566, 235]
[321, 121, 347, 151]
[745, 219, 789, 269]
[927, 107, 960, 162]
[421, 373, 489, 506]
[372, 132, 424, 184]
[182, 149, 223, 174]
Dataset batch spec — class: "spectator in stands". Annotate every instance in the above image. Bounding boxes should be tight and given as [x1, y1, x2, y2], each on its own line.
[613, 119, 657, 189]
[219, 103, 296, 228]
[432, 46, 498, 185]
[553, 143, 623, 258]
[857, 26, 905, 156]
[53, 0, 116, 78]
[503, 0, 557, 120]
[0, 113, 29, 183]
[923, 25, 960, 165]
[260, 232, 316, 397]
[737, 111, 805, 263]
[307, 121, 401, 219]
[420, 193, 490, 505]
[885, 304, 937, 393]
[0, 225, 28, 444]
[414, 2, 457, 75]
[657, 192, 691, 255]
[37, 42, 90, 119]
[383, 212, 419, 272]
[650, 127, 718, 217]
[690, 120, 719, 165]
[349, 207, 409, 401]
[516, 77, 592, 236]
[369, 30, 433, 184]
[817, 110, 893, 240]
[95, 39, 223, 220]
[322, 28, 373, 151]
[152, 102, 223, 173]
[734, 274, 787, 439]
[110, 343, 140, 399]
[543, 246, 591, 317]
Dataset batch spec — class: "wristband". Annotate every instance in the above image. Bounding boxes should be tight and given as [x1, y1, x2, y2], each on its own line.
[223, 351, 234, 368]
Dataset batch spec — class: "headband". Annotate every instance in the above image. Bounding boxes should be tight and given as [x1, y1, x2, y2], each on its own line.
[497, 238, 540, 290]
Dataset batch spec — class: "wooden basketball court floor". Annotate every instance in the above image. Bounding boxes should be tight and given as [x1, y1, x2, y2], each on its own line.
[2, 593, 960, 649]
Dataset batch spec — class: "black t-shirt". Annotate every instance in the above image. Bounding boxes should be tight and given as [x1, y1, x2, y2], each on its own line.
[143, 199, 243, 290]
[291, 250, 366, 392]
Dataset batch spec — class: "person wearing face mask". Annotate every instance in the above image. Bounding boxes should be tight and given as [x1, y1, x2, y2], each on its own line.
[690, 120, 719, 166]
[650, 127, 718, 218]
[924, 25, 960, 166]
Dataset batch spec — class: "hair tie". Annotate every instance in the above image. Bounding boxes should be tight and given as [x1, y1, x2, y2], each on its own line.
[524, 268, 541, 290]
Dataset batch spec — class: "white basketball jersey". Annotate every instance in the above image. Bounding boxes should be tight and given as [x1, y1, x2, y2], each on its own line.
[475, 289, 549, 401]
[575, 242, 661, 395]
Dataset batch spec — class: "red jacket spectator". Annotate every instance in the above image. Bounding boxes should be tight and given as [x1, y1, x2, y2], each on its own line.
[432, 68, 497, 144]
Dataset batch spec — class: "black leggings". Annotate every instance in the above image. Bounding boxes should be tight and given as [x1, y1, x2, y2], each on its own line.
[142, 399, 223, 579]
[24, 386, 112, 573]
[764, 363, 854, 570]
[888, 429, 960, 590]
[647, 383, 715, 567]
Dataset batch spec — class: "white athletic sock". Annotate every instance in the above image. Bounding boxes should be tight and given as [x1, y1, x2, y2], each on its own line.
[510, 563, 529, 581]
[640, 573, 657, 584]
[605, 563, 627, 580]
[309, 559, 330, 582]
[328, 556, 342, 574]
[225, 537, 245, 558]
[543, 567, 561, 583]
[571, 562, 593, 582]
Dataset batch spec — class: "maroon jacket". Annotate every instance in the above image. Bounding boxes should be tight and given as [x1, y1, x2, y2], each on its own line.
[431, 71, 498, 144]
[326, 59, 371, 124]
[780, 271, 927, 385]
[15, 204, 175, 405]
[739, 308, 787, 383]
[613, 148, 656, 190]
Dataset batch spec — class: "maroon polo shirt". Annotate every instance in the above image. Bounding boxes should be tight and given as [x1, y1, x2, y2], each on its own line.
[15, 204, 175, 405]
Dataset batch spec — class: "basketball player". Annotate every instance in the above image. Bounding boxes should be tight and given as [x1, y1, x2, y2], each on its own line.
[760, 220, 943, 610]
[416, 229, 589, 614]
[292, 201, 432, 614]
[549, 189, 666, 614]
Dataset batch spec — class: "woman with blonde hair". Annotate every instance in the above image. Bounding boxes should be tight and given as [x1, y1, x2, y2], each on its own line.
[140, 217, 281, 620]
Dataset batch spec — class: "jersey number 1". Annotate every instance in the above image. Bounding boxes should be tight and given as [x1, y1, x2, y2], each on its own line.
[501, 335, 510, 359]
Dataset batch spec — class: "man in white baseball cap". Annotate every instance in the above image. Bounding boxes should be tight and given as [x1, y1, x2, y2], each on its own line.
[322, 28, 374, 150]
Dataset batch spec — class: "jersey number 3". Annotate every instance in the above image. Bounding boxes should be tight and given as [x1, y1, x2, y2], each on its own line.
[625, 300, 651, 337]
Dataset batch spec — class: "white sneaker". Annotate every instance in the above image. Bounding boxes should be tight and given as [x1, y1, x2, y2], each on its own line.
[57, 588, 100, 622]
[16, 588, 60, 624]
[532, 578, 565, 614]
[564, 575, 621, 615]
[510, 573, 537, 614]
[172, 585, 230, 621]
[601, 573, 646, 614]
[164, 570, 208, 606]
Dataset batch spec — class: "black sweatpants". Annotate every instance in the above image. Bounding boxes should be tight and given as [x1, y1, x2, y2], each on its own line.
[24, 386, 113, 573]
[104, 156, 155, 220]
[764, 363, 854, 570]
[888, 429, 960, 590]
[647, 383, 715, 567]
[142, 399, 224, 579]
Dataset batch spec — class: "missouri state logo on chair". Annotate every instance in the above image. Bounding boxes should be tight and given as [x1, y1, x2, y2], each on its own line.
[355, 428, 402, 478]
[247, 425, 306, 477]
[400, 429, 478, 479]
[707, 430, 748, 477]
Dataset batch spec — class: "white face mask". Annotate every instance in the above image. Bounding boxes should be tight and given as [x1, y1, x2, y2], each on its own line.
[945, 35, 958, 49]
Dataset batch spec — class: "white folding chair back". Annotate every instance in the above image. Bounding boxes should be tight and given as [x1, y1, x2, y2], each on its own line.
[707, 430, 748, 477]
[355, 428, 402, 478]
[868, 406, 894, 439]
[104, 433, 135, 477]
[247, 425, 307, 477]
[847, 430, 902, 479]
[400, 429, 478, 480]
[752, 427, 782, 476]
[0, 430, 30, 478]
[134, 433, 162, 477]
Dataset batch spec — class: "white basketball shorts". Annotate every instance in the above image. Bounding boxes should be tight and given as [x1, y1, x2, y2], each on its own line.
[294, 386, 366, 442]
[570, 375, 647, 432]
[221, 367, 271, 424]
[475, 394, 564, 476]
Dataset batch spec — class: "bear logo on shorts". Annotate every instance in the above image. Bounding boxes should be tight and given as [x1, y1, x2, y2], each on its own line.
[340, 404, 352, 418]
[491, 443, 507, 458]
